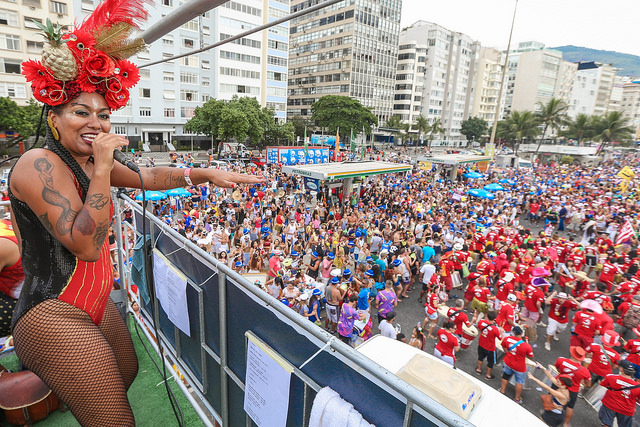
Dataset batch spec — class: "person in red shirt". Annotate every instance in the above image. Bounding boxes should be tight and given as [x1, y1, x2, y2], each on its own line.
[522, 276, 547, 343]
[598, 360, 640, 427]
[615, 294, 640, 342]
[599, 256, 621, 291]
[495, 271, 516, 310]
[544, 291, 578, 352]
[463, 272, 481, 311]
[586, 330, 621, 382]
[422, 283, 441, 340]
[571, 307, 602, 349]
[554, 346, 591, 426]
[470, 276, 492, 315]
[623, 327, 640, 380]
[476, 311, 502, 380]
[434, 321, 459, 366]
[447, 299, 470, 336]
[497, 294, 519, 335]
[499, 326, 533, 404]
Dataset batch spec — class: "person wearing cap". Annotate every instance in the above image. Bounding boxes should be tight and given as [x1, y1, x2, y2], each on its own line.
[268, 249, 283, 279]
[499, 326, 534, 404]
[319, 252, 334, 286]
[232, 260, 243, 273]
[598, 359, 640, 427]
[304, 288, 323, 326]
[554, 346, 591, 426]
[586, 330, 621, 382]
[544, 291, 578, 351]
[422, 238, 435, 264]
[522, 274, 547, 343]
[324, 276, 346, 334]
[571, 304, 603, 350]
[305, 251, 320, 281]
[494, 270, 517, 311]
[376, 249, 389, 274]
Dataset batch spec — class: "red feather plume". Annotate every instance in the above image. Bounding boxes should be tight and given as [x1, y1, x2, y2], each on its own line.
[78, 0, 150, 32]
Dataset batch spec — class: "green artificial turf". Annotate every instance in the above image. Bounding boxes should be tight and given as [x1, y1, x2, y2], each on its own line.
[1, 316, 204, 426]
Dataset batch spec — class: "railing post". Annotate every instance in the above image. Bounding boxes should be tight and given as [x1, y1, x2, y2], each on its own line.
[218, 272, 229, 427]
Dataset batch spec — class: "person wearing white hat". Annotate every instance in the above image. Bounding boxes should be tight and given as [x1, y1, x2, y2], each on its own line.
[544, 291, 578, 351]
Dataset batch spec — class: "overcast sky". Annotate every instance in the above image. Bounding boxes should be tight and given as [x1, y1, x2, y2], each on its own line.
[400, 0, 639, 57]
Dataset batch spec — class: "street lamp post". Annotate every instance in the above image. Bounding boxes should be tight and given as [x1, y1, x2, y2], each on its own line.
[489, 0, 519, 147]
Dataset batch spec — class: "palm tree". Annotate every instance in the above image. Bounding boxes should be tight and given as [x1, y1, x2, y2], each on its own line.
[593, 111, 634, 155]
[497, 111, 540, 155]
[562, 113, 595, 145]
[399, 122, 411, 148]
[414, 114, 431, 146]
[534, 98, 569, 153]
[427, 118, 444, 152]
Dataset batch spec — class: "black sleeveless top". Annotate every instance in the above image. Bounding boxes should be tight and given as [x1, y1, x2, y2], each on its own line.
[8, 154, 113, 329]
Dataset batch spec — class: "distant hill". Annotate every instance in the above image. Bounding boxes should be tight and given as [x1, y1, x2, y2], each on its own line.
[552, 45, 640, 77]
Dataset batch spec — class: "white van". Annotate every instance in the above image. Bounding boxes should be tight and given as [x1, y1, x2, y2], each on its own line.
[356, 336, 544, 426]
[517, 158, 533, 169]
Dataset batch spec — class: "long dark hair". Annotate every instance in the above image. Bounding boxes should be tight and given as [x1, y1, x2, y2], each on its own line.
[47, 105, 90, 200]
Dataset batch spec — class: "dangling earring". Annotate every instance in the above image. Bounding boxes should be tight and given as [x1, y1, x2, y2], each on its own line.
[47, 116, 59, 141]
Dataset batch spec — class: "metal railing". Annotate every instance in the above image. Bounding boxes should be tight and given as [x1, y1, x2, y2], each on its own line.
[113, 191, 473, 427]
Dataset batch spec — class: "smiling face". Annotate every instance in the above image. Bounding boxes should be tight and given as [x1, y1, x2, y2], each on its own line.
[49, 92, 111, 158]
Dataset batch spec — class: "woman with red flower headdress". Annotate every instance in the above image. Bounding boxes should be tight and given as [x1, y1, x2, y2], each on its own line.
[9, 1, 263, 425]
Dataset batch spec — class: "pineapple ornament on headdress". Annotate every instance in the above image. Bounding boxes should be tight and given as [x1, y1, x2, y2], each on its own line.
[22, 0, 149, 110]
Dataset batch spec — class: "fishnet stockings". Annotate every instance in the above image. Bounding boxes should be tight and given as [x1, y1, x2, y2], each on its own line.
[13, 298, 138, 426]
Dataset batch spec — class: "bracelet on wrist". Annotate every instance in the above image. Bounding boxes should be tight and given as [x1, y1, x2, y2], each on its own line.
[184, 168, 193, 186]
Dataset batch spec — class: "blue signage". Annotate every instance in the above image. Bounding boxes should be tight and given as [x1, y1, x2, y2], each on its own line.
[267, 147, 330, 165]
[304, 177, 320, 192]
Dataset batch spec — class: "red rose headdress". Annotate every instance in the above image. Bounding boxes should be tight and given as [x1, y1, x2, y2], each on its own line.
[22, 0, 149, 110]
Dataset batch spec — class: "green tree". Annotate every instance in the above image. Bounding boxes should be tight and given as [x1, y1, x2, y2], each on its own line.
[399, 122, 411, 146]
[414, 114, 430, 145]
[264, 118, 295, 148]
[184, 98, 225, 138]
[311, 95, 377, 138]
[20, 99, 46, 139]
[427, 118, 444, 151]
[460, 116, 488, 143]
[185, 96, 270, 145]
[562, 113, 594, 144]
[592, 111, 634, 155]
[534, 98, 569, 153]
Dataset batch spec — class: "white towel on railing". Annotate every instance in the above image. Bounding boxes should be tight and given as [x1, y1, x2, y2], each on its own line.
[309, 387, 374, 427]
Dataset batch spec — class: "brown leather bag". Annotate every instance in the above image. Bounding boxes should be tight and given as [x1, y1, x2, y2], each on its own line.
[0, 369, 63, 426]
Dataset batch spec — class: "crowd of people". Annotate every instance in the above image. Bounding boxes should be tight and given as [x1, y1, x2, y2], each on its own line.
[134, 149, 640, 426]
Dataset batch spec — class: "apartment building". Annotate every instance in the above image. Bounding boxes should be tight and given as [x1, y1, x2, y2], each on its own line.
[392, 39, 426, 124]
[567, 61, 616, 118]
[0, 0, 74, 106]
[395, 21, 479, 141]
[620, 81, 640, 140]
[287, 0, 401, 125]
[502, 42, 576, 115]
[75, 0, 290, 149]
[470, 47, 504, 128]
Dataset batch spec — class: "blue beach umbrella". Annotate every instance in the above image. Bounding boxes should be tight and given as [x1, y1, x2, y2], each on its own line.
[499, 178, 516, 186]
[165, 188, 192, 197]
[484, 183, 505, 192]
[135, 190, 167, 201]
[468, 189, 495, 200]
[464, 171, 483, 179]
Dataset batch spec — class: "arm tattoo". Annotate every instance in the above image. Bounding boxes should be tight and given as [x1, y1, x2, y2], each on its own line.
[75, 209, 96, 235]
[38, 212, 54, 234]
[93, 222, 109, 251]
[163, 171, 185, 188]
[86, 194, 110, 210]
[35, 157, 78, 235]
